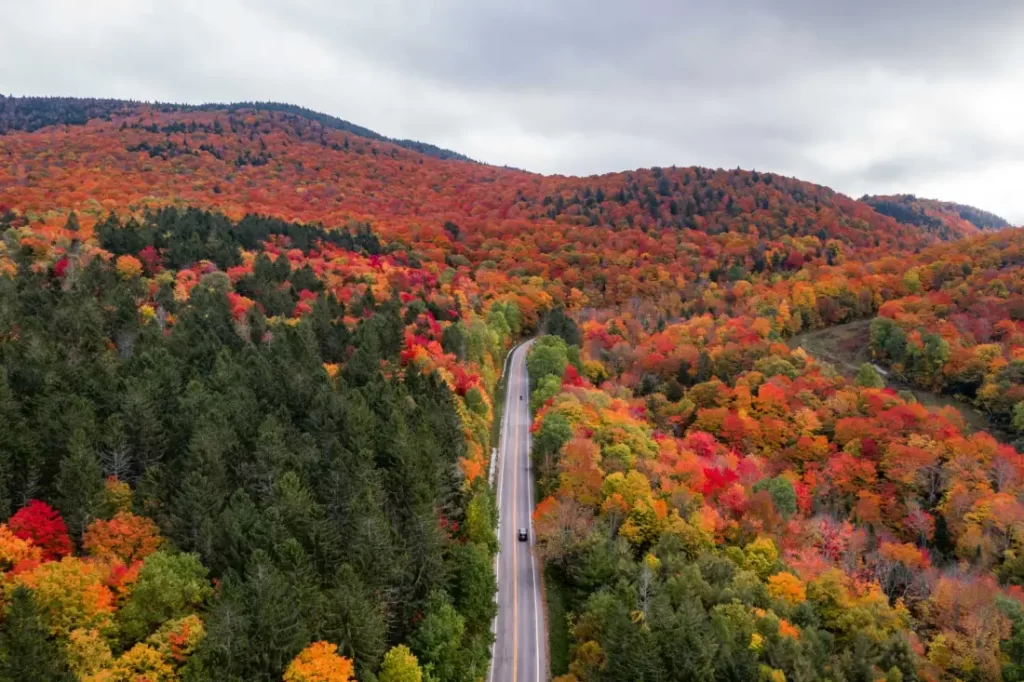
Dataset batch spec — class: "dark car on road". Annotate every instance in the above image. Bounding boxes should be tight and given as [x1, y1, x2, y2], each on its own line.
[518, 528, 528, 541]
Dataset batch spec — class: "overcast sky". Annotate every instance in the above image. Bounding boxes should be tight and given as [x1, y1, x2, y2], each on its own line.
[2, 0, 1022, 223]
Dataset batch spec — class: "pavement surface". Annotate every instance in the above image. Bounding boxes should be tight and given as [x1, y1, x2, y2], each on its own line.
[489, 340, 547, 682]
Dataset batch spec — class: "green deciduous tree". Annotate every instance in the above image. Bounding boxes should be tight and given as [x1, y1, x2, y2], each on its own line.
[752, 476, 798, 518]
[378, 645, 423, 682]
[118, 551, 213, 644]
[527, 336, 569, 385]
[535, 413, 573, 460]
[410, 591, 473, 682]
[856, 363, 886, 389]
[531, 374, 563, 412]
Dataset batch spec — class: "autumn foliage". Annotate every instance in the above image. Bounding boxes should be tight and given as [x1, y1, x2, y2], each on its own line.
[0, 96, 1023, 680]
[83, 511, 163, 564]
[283, 641, 356, 682]
[8, 500, 73, 561]
[0, 499, 208, 680]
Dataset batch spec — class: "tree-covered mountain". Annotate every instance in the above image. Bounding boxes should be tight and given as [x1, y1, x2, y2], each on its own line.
[0, 95, 474, 162]
[862, 193, 1012, 239]
[0, 98, 991, 311]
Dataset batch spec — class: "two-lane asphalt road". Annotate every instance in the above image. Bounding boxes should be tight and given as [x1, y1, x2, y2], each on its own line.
[490, 340, 547, 682]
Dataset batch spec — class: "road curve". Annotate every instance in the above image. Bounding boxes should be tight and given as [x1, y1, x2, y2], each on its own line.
[490, 340, 547, 682]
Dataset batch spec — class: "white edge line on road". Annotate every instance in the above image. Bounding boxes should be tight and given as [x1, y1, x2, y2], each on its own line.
[490, 344, 517, 486]
[525, 361, 543, 682]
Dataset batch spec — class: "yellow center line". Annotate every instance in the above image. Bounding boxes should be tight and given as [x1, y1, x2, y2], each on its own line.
[511, 350, 521, 682]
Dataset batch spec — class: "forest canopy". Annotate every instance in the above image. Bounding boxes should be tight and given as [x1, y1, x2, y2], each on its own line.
[0, 97, 1022, 681]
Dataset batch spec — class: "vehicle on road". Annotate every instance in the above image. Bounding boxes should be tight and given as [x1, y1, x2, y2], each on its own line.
[518, 528, 528, 541]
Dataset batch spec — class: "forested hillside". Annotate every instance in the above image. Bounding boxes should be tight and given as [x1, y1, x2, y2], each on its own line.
[0, 96, 473, 161]
[862, 194, 1011, 239]
[0, 207, 519, 681]
[0, 97, 1022, 681]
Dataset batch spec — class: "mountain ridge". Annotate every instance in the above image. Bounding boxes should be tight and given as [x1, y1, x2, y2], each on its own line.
[861, 192, 1012, 239]
[0, 95, 475, 162]
[2, 95, 1013, 238]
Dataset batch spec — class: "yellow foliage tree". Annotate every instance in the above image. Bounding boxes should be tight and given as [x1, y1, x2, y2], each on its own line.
[10, 556, 115, 638]
[115, 254, 144, 280]
[0, 524, 42, 571]
[743, 537, 779, 579]
[85, 643, 176, 682]
[378, 644, 422, 682]
[66, 628, 114, 679]
[767, 572, 807, 605]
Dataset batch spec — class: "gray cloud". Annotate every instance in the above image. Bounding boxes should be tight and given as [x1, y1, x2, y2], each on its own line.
[253, 0, 1024, 90]
[1, 0, 1022, 222]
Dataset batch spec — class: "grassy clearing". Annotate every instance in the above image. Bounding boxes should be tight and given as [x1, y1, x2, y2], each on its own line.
[544, 566, 571, 677]
[789, 319, 998, 436]
[787, 319, 874, 374]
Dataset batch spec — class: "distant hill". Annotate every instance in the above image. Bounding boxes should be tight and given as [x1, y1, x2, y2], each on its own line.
[0, 95, 474, 162]
[0, 96, 995, 309]
[860, 193, 1011, 240]
[4, 96, 1002, 245]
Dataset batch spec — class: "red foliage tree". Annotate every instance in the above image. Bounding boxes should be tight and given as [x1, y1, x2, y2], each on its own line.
[8, 500, 73, 560]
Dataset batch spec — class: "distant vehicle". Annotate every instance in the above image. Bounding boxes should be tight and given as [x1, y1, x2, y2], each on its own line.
[520, 395, 523, 401]
[518, 528, 528, 541]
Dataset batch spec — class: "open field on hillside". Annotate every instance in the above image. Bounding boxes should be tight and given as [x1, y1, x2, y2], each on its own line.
[789, 319, 1000, 437]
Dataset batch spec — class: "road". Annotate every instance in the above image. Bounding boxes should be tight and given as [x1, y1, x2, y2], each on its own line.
[490, 340, 547, 682]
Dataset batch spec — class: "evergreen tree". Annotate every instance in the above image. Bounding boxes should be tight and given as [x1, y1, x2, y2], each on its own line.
[545, 306, 581, 347]
[0, 369, 37, 515]
[319, 564, 388, 676]
[0, 208, 494, 681]
[441, 322, 468, 362]
[194, 545, 319, 681]
[64, 211, 80, 234]
[0, 586, 72, 682]
[55, 428, 105, 541]
[450, 541, 497, 636]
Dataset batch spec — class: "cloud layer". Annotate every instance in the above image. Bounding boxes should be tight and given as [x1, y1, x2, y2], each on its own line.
[2, 0, 1022, 222]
